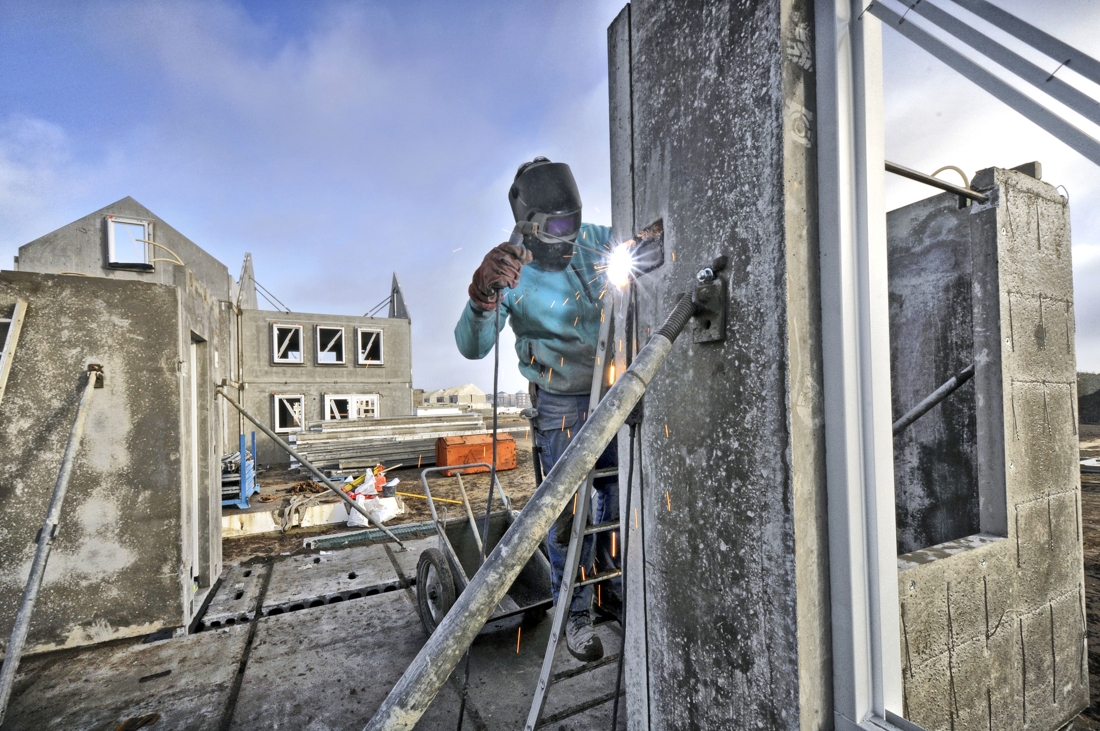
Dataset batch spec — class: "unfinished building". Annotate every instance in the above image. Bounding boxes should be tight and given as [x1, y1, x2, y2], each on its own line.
[1, 197, 233, 650]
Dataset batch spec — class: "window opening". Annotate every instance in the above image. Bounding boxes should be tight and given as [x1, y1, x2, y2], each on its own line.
[274, 395, 304, 432]
[357, 328, 384, 365]
[324, 394, 378, 421]
[316, 326, 345, 364]
[272, 324, 304, 364]
[106, 216, 153, 270]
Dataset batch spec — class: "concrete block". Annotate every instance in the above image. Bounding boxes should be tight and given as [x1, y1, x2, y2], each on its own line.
[946, 568, 988, 648]
[1051, 587, 1089, 716]
[986, 618, 1024, 729]
[950, 635, 990, 731]
[2, 624, 249, 730]
[1004, 293, 1074, 381]
[1020, 606, 1054, 724]
[994, 174, 1073, 300]
[1007, 381, 1077, 504]
[900, 568, 950, 672]
[904, 650, 953, 731]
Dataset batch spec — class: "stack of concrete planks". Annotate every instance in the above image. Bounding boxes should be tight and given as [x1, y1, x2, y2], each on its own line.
[294, 413, 487, 474]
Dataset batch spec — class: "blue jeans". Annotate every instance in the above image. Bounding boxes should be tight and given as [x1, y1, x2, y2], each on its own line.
[533, 389, 620, 614]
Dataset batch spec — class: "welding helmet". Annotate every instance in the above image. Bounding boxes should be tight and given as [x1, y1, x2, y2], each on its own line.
[509, 157, 581, 271]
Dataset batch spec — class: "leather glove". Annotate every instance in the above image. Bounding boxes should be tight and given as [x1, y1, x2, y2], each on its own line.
[468, 243, 532, 311]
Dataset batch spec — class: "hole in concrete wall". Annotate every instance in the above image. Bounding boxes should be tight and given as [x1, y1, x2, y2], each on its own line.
[225, 618, 236, 626]
[289, 603, 305, 612]
[348, 572, 357, 580]
[356, 328, 384, 365]
[348, 592, 362, 599]
[234, 591, 244, 601]
[383, 584, 396, 593]
[272, 324, 304, 364]
[329, 596, 344, 603]
[316, 326, 346, 364]
[309, 600, 325, 608]
[313, 557, 321, 564]
[267, 607, 284, 616]
[274, 395, 305, 433]
[243, 570, 251, 578]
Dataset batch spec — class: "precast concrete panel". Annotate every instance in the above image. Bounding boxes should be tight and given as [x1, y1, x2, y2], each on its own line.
[894, 168, 1088, 730]
[608, 1, 828, 728]
[0, 273, 189, 654]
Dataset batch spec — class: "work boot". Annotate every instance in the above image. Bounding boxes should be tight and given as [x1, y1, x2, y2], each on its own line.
[565, 611, 603, 662]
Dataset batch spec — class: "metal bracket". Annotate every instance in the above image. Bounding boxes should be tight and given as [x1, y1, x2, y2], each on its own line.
[692, 255, 728, 343]
[87, 363, 105, 388]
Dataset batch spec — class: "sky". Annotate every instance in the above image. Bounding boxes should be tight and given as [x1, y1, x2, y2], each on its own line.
[0, 0, 1099, 394]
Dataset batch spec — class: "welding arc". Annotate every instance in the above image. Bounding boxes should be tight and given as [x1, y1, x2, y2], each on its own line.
[363, 294, 696, 731]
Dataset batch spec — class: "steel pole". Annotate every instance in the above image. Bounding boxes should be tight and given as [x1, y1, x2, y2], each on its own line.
[363, 295, 695, 731]
[0, 367, 99, 723]
[892, 364, 975, 436]
[215, 387, 406, 550]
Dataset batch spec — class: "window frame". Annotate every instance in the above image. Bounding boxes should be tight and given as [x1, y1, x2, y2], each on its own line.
[324, 393, 379, 421]
[272, 323, 305, 365]
[273, 394, 305, 433]
[105, 215, 154, 270]
[315, 325, 346, 365]
[356, 327, 384, 366]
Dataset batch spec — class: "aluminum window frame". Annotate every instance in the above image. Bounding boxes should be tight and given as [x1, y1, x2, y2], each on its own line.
[315, 325, 346, 365]
[105, 215, 153, 270]
[272, 393, 305, 433]
[272, 323, 304, 365]
[356, 327, 384, 366]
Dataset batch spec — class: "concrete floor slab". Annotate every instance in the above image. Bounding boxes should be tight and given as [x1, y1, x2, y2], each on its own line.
[200, 562, 271, 629]
[228, 589, 471, 731]
[262, 544, 408, 614]
[0, 624, 249, 731]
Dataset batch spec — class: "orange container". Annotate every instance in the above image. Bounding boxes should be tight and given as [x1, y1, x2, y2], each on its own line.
[436, 434, 516, 476]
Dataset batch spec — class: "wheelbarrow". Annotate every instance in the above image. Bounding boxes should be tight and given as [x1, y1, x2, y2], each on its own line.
[415, 463, 553, 635]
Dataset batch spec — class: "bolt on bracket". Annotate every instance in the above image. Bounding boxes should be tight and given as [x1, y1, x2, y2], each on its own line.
[692, 255, 728, 343]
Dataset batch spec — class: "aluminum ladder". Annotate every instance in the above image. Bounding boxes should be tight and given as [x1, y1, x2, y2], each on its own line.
[524, 298, 624, 730]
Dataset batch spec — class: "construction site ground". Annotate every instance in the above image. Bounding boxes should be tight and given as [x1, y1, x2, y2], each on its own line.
[3, 437, 1099, 729]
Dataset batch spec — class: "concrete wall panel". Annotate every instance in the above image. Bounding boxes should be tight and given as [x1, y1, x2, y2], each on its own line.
[609, 0, 827, 727]
[0, 273, 188, 653]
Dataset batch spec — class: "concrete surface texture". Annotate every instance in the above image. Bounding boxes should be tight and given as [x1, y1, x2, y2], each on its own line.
[0, 273, 202, 654]
[0, 536, 628, 730]
[10, 197, 236, 610]
[888, 191, 980, 554]
[896, 167, 1089, 729]
[608, 0, 829, 728]
[236, 308, 414, 465]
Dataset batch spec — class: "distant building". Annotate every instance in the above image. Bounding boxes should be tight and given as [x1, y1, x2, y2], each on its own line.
[422, 384, 487, 406]
[491, 391, 531, 408]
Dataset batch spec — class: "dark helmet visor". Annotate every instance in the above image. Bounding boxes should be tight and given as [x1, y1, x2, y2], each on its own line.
[542, 212, 581, 239]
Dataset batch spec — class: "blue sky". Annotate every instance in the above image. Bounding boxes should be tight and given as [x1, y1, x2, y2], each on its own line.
[1, 0, 1099, 394]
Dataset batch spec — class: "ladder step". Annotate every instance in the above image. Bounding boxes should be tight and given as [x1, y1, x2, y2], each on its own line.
[550, 653, 620, 685]
[589, 467, 617, 479]
[576, 569, 621, 587]
[583, 520, 619, 536]
[535, 689, 624, 729]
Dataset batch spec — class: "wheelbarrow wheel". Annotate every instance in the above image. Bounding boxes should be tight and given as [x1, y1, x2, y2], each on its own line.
[416, 548, 456, 635]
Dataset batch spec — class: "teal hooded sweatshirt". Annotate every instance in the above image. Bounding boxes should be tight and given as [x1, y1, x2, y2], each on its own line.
[454, 223, 612, 396]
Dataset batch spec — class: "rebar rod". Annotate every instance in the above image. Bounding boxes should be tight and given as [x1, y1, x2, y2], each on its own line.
[0, 366, 99, 723]
[885, 161, 988, 202]
[215, 386, 406, 550]
[892, 364, 975, 436]
[363, 294, 696, 731]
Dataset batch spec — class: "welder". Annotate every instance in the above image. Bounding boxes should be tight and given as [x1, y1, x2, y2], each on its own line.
[454, 157, 620, 662]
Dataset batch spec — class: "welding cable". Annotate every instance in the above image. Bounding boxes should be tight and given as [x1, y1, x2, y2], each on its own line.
[930, 165, 970, 190]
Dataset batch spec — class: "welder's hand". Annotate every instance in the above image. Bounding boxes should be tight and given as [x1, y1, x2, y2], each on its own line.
[468, 243, 532, 311]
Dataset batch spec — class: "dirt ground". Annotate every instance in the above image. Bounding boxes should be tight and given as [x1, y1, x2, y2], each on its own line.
[1078, 424, 1100, 728]
[223, 443, 540, 566]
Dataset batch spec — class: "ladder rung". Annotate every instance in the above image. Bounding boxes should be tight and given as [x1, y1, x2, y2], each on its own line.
[576, 569, 621, 587]
[549, 653, 620, 685]
[589, 468, 617, 479]
[584, 520, 619, 536]
[535, 689, 624, 728]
